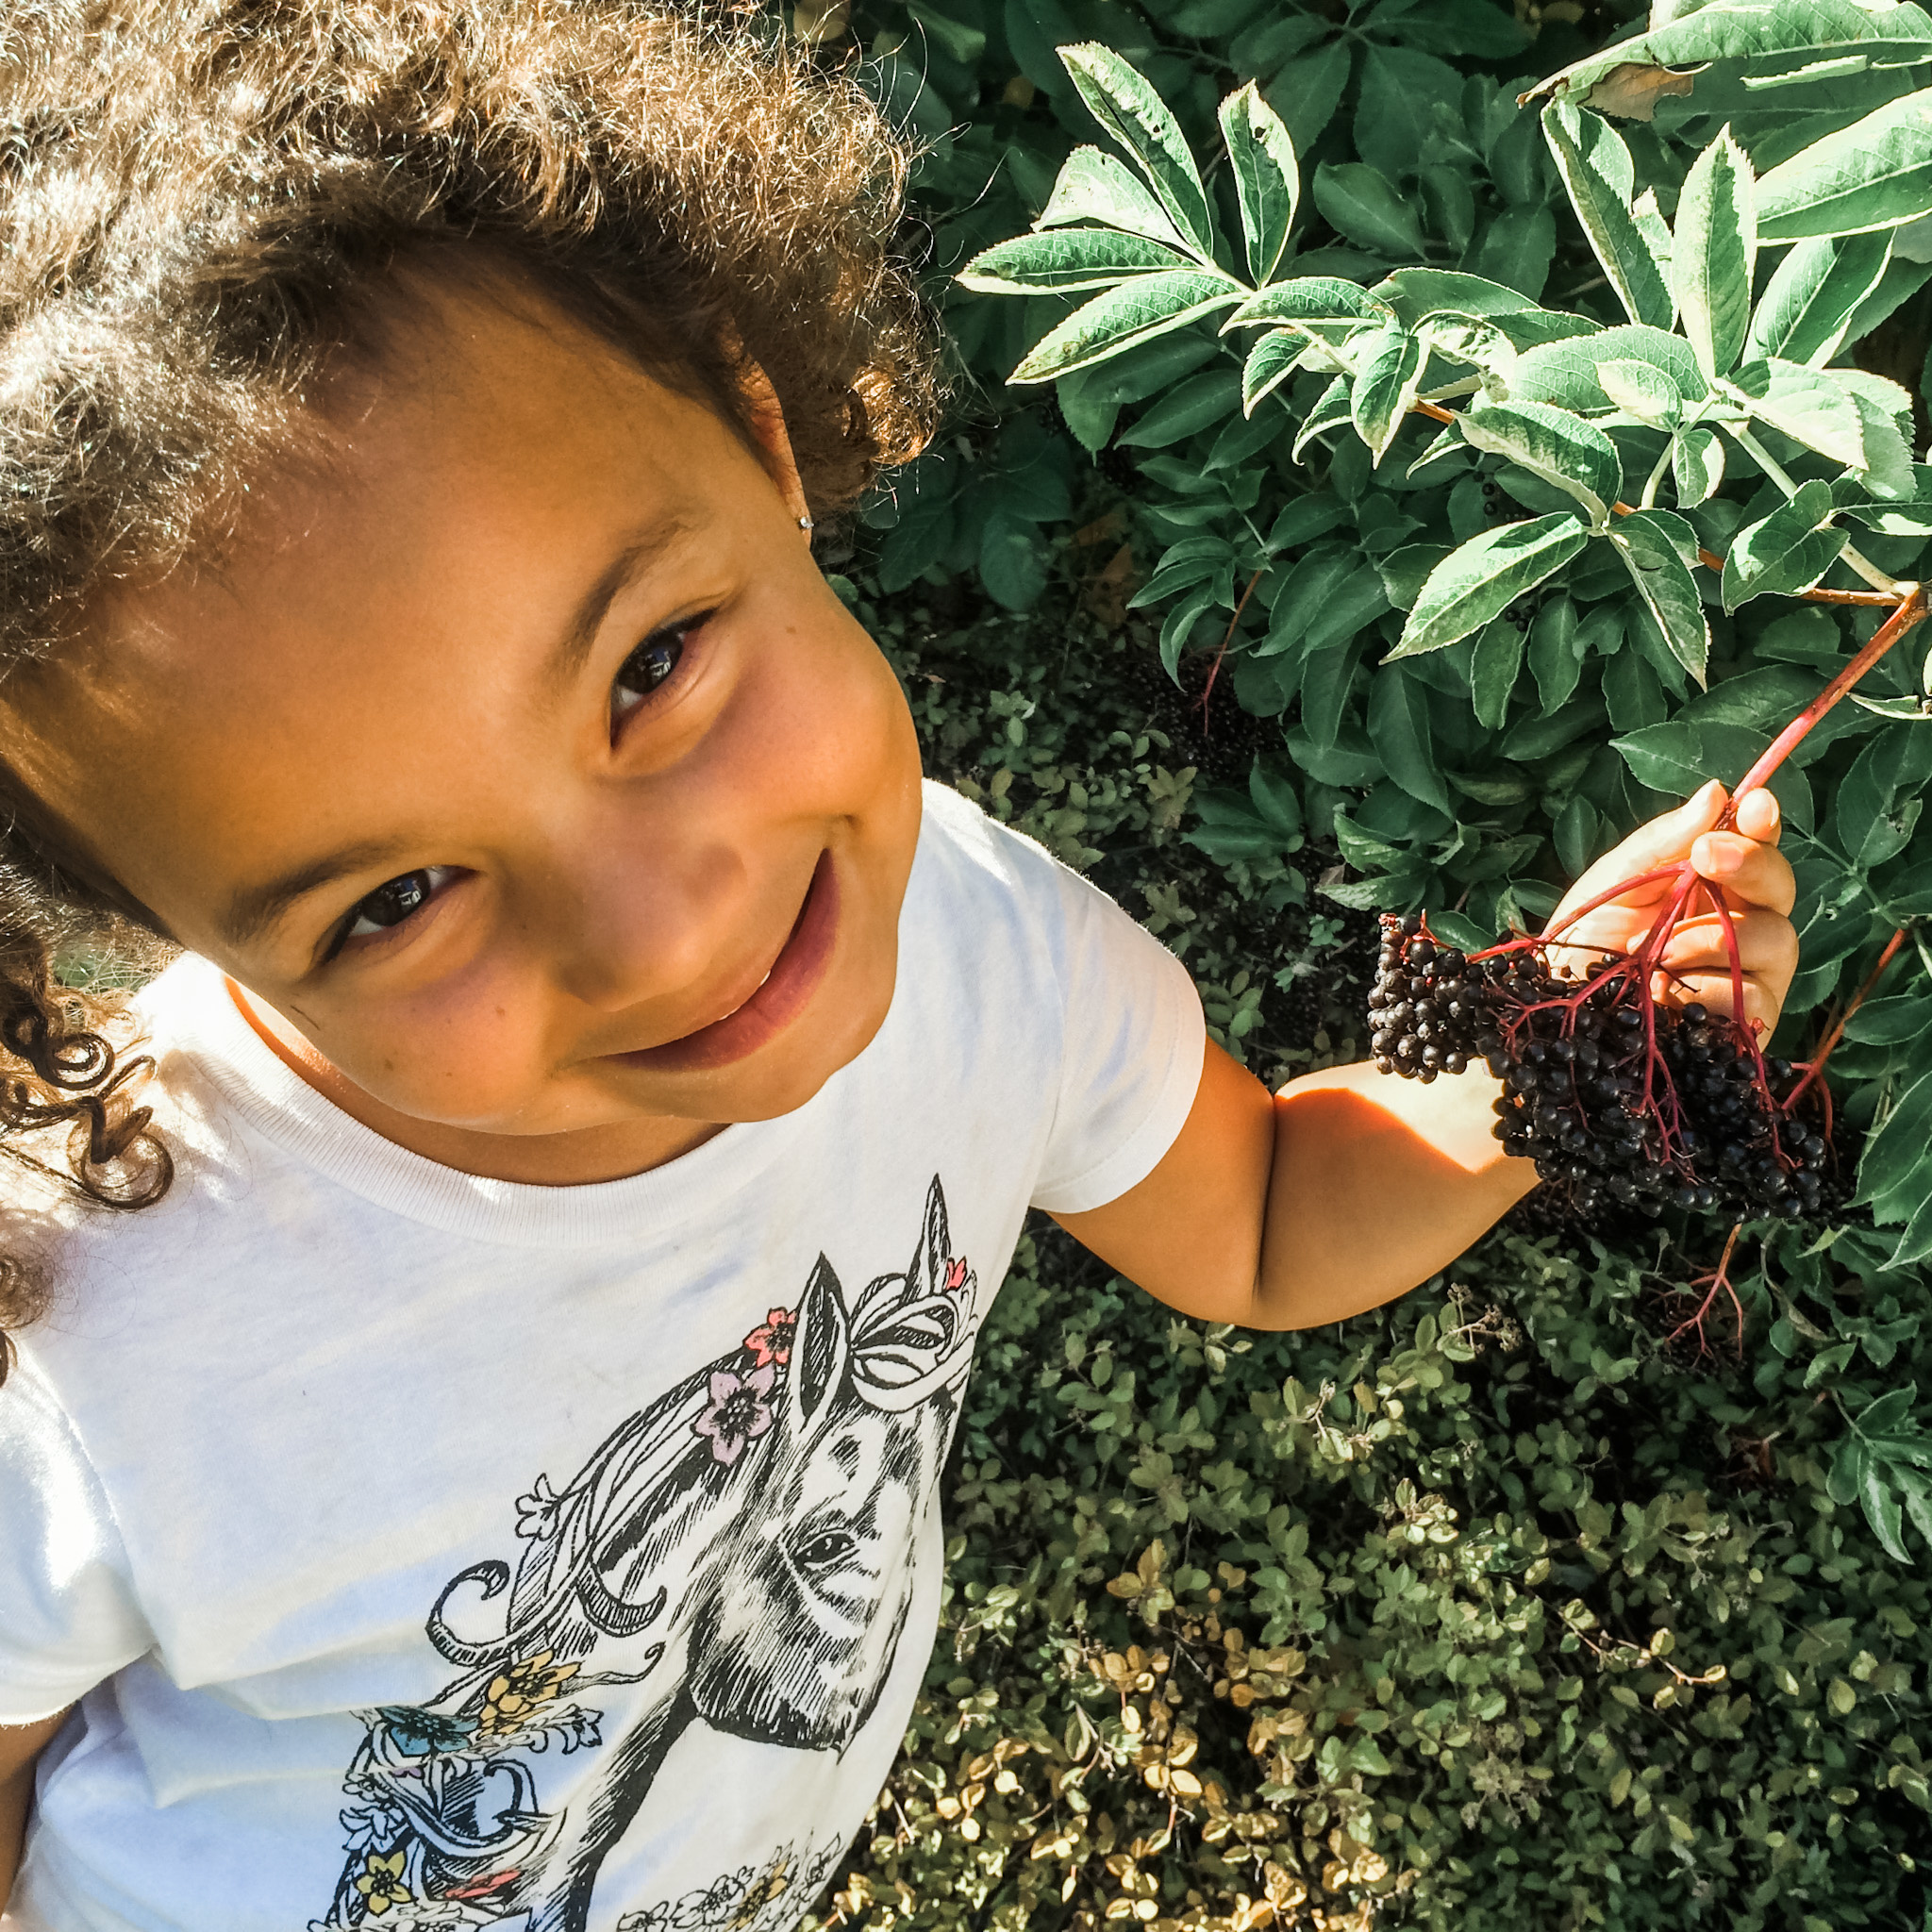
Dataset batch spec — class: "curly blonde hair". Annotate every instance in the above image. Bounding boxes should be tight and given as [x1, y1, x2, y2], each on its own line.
[0, 0, 942, 1374]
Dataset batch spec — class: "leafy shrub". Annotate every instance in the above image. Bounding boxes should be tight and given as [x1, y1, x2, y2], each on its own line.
[780, 2, 1932, 1927]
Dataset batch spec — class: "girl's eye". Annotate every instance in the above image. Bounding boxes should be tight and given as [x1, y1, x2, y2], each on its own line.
[610, 619, 701, 730]
[341, 866, 455, 944]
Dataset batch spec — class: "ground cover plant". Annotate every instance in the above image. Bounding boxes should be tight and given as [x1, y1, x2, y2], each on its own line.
[779, 0, 1932, 1927]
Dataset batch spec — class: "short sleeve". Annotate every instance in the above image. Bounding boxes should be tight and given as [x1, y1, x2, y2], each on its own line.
[0, 1354, 152, 1722]
[1024, 851, 1207, 1215]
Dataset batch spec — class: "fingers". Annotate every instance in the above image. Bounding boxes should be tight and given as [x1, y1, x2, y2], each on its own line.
[1688, 830, 1796, 915]
[1544, 780, 1728, 935]
[1732, 787, 1781, 844]
[1653, 908, 1800, 1034]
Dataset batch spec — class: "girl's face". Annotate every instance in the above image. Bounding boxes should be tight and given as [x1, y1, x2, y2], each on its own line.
[3, 275, 925, 1178]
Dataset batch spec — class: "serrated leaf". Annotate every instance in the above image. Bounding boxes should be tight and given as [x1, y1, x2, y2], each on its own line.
[1472, 619, 1524, 730]
[1857, 1062, 1932, 1216]
[1613, 510, 1710, 685]
[1367, 666, 1450, 812]
[1351, 326, 1426, 462]
[958, 228, 1194, 293]
[1860, 1457, 1914, 1563]
[1740, 362, 1868, 469]
[1224, 277, 1390, 336]
[1292, 373, 1354, 459]
[1128, 535, 1235, 608]
[1675, 125, 1757, 380]
[1541, 101, 1674, 328]
[1511, 323, 1706, 413]
[1829, 1430, 1867, 1506]
[1722, 477, 1843, 610]
[1059, 44, 1216, 258]
[1851, 692, 1932, 721]
[1757, 86, 1932, 242]
[1598, 358, 1682, 427]
[1220, 82, 1299, 284]
[1673, 425, 1725, 505]
[1745, 230, 1894, 366]
[1011, 273, 1244, 383]
[1311, 159, 1424, 259]
[1457, 400, 1623, 523]
[1241, 332, 1311, 416]
[1856, 1384, 1921, 1440]
[1035, 145, 1190, 251]
[1393, 513, 1591, 658]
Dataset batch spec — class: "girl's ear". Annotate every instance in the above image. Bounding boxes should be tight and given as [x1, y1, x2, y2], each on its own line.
[738, 364, 810, 530]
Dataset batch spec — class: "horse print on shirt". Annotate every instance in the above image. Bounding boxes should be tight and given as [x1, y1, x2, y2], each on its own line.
[312, 1176, 978, 1932]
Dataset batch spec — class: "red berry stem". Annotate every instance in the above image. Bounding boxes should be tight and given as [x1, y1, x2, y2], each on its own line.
[1782, 924, 1911, 1115]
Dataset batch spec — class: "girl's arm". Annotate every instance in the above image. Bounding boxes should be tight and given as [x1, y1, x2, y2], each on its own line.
[1055, 783, 1799, 1330]
[1, 1708, 68, 1904]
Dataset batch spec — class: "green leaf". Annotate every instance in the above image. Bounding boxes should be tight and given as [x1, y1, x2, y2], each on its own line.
[1368, 665, 1451, 813]
[1351, 327, 1427, 463]
[1722, 477, 1843, 610]
[1674, 125, 1757, 381]
[1843, 993, 1932, 1046]
[1457, 400, 1623, 523]
[1528, 592, 1583, 709]
[1118, 369, 1243, 449]
[1512, 323, 1706, 413]
[1265, 35, 1354, 154]
[1158, 579, 1220, 679]
[1757, 86, 1932, 242]
[1393, 513, 1591, 658]
[979, 510, 1049, 611]
[1011, 274, 1244, 383]
[1292, 373, 1354, 459]
[1225, 277, 1389, 335]
[958, 229, 1194, 293]
[1474, 205, 1557, 301]
[1219, 82, 1299, 284]
[1472, 619, 1525, 730]
[1855, 1384, 1921, 1441]
[1059, 44, 1216, 258]
[1242, 331, 1310, 415]
[1311, 160, 1424, 259]
[1740, 362, 1868, 469]
[1541, 101, 1674, 328]
[1036, 145, 1190, 251]
[1673, 425, 1726, 506]
[1598, 358, 1681, 428]
[1860, 1455, 1913, 1563]
[1613, 510, 1711, 686]
[1129, 535, 1235, 608]
[1857, 1062, 1932, 1216]
[1746, 230, 1894, 366]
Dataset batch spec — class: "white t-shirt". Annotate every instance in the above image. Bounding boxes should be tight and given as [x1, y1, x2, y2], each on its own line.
[0, 782, 1205, 1932]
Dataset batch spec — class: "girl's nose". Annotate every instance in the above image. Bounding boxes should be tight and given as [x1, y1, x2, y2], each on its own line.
[545, 834, 748, 1016]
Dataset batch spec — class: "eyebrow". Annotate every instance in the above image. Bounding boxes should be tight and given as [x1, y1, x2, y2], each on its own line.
[218, 516, 693, 955]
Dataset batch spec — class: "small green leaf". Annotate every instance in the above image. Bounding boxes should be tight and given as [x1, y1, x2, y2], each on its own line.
[1241, 332, 1310, 416]
[1512, 323, 1704, 414]
[1673, 425, 1725, 507]
[1540, 101, 1674, 329]
[1674, 125, 1757, 381]
[1011, 273, 1244, 383]
[1036, 145, 1190, 251]
[1225, 276, 1389, 336]
[1457, 400, 1623, 524]
[1722, 477, 1843, 610]
[1351, 327, 1427, 462]
[1311, 159, 1424, 259]
[1528, 592, 1582, 709]
[1219, 82, 1299, 284]
[1613, 509, 1710, 686]
[1474, 204, 1557, 301]
[1472, 619, 1524, 730]
[1059, 43, 1216, 258]
[1740, 362, 1868, 470]
[1843, 994, 1932, 1046]
[1368, 665, 1451, 813]
[1745, 230, 1894, 367]
[1597, 358, 1681, 428]
[1756, 86, 1932, 242]
[958, 229, 1194, 293]
[1394, 513, 1591, 658]
[1859, 1457, 1913, 1564]
[1292, 373, 1354, 459]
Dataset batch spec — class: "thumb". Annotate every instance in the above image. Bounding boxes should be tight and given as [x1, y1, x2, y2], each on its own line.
[1606, 778, 1728, 874]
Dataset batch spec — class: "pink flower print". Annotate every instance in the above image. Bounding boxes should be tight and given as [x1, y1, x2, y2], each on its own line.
[693, 1361, 777, 1465]
[742, 1307, 797, 1369]
[943, 1258, 972, 1295]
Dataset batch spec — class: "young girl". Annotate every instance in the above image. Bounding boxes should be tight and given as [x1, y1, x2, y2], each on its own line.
[0, 3, 1798, 1927]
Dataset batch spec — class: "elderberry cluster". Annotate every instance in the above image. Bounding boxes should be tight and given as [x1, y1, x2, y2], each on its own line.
[1368, 913, 1840, 1224]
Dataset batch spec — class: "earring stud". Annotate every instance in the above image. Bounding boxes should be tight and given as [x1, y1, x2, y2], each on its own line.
[799, 515, 815, 532]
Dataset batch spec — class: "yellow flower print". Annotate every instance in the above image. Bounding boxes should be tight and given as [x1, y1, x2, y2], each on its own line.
[729, 1857, 791, 1929]
[354, 1850, 413, 1915]
[476, 1649, 578, 1734]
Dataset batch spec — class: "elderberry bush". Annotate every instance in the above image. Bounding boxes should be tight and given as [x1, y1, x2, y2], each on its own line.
[1367, 914, 1840, 1224]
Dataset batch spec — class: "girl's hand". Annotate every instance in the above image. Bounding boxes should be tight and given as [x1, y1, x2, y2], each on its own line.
[1542, 779, 1799, 1039]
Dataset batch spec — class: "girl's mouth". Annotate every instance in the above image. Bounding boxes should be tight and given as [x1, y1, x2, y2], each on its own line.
[614, 850, 840, 1075]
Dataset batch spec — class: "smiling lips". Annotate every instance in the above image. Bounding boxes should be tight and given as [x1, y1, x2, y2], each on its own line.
[614, 851, 840, 1074]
